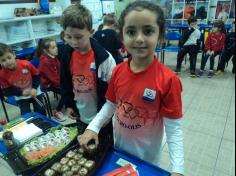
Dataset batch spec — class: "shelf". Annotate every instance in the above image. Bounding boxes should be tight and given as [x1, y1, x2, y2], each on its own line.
[34, 32, 61, 40]
[0, 14, 61, 24]
[197, 1, 209, 3]
[6, 38, 34, 45]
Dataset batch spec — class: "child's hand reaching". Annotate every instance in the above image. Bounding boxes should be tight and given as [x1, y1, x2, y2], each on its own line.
[206, 50, 211, 55]
[77, 130, 99, 151]
[22, 89, 31, 96]
[30, 88, 38, 98]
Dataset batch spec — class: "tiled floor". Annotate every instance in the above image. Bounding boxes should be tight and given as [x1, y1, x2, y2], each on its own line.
[0, 53, 235, 176]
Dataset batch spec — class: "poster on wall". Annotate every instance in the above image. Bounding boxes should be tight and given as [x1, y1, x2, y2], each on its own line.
[102, 1, 115, 14]
[229, 0, 235, 18]
[215, 1, 231, 21]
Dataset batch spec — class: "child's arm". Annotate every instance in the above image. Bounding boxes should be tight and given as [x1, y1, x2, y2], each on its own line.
[159, 75, 184, 175]
[26, 61, 40, 90]
[39, 59, 59, 88]
[60, 48, 76, 109]
[214, 34, 226, 53]
[99, 53, 116, 83]
[204, 33, 212, 51]
[164, 118, 184, 176]
[78, 100, 116, 150]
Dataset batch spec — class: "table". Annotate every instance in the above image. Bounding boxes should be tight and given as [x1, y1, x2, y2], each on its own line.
[96, 148, 170, 176]
[0, 112, 59, 155]
[0, 113, 170, 176]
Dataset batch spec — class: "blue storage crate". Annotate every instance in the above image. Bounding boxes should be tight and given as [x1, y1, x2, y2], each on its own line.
[15, 47, 36, 58]
[96, 148, 171, 176]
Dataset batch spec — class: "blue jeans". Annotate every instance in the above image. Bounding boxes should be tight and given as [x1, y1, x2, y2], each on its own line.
[200, 51, 221, 71]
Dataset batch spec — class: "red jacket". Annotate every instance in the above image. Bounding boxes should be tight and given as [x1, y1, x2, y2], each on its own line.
[39, 54, 60, 89]
[204, 32, 225, 52]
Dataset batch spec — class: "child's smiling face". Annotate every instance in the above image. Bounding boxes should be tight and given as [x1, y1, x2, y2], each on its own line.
[0, 52, 17, 70]
[122, 9, 160, 61]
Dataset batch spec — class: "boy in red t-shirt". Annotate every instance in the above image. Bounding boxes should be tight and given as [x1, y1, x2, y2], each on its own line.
[59, 4, 116, 130]
[0, 43, 46, 115]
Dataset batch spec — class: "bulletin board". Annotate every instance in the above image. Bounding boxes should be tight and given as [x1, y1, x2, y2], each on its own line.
[215, 1, 231, 20]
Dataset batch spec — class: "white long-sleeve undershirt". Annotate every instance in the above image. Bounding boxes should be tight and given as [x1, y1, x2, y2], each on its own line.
[87, 101, 184, 175]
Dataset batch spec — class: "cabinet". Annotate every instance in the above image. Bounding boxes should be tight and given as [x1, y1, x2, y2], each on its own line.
[167, 0, 210, 24]
[0, 14, 62, 51]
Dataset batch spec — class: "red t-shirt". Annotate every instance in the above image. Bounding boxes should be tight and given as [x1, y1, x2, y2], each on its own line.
[105, 58, 183, 163]
[106, 58, 183, 121]
[38, 54, 61, 89]
[70, 49, 98, 124]
[0, 59, 39, 90]
[204, 32, 226, 52]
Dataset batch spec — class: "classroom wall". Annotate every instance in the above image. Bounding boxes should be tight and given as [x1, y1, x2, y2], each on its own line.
[0, 0, 71, 19]
[114, 0, 135, 18]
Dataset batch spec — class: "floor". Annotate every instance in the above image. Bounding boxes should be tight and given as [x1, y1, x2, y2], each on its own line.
[0, 53, 235, 176]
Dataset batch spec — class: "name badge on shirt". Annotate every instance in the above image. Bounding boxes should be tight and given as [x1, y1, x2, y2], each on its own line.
[143, 88, 156, 102]
[22, 69, 29, 75]
[90, 62, 96, 72]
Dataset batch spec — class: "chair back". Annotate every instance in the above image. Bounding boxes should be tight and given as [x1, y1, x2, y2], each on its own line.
[165, 31, 181, 41]
[30, 57, 40, 68]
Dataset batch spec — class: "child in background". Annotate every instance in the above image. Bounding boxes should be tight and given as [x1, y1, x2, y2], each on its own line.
[93, 14, 123, 64]
[198, 20, 226, 78]
[216, 21, 235, 76]
[175, 16, 201, 77]
[37, 38, 66, 122]
[78, 1, 184, 176]
[0, 43, 46, 115]
[59, 4, 116, 128]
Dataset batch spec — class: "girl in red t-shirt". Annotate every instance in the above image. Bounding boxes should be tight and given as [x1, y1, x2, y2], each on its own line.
[78, 1, 185, 176]
[37, 38, 65, 122]
[198, 20, 226, 78]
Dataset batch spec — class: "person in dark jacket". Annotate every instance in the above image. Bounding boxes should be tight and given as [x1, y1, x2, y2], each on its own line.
[175, 16, 201, 77]
[217, 21, 235, 76]
[93, 14, 123, 64]
[60, 4, 116, 127]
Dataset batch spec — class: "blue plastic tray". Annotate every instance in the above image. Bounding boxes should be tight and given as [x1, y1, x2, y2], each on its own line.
[96, 148, 170, 176]
[0, 112, 59, 155]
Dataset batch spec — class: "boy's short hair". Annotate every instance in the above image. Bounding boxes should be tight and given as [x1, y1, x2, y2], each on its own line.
[60, 3, 92, 31]
[103, 14, 117, 26]
[0, 43, 13, 57]
[188, 16, 197, 24]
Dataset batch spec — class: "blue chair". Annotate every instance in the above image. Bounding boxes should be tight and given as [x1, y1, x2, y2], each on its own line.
[155, 48, 162, 60]
[161, 31, 181, 64]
